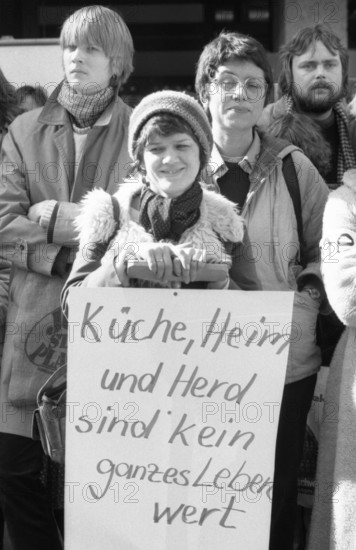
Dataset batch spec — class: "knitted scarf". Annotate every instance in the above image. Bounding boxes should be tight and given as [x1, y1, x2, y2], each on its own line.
[285, 94, 356, 186]
[57, 81, 115, 128]
[139, 180, 203, 242]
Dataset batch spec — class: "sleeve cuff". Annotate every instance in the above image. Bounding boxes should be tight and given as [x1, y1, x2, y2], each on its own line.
[46, 202, 60, 244]
[39, 200, 58, 230]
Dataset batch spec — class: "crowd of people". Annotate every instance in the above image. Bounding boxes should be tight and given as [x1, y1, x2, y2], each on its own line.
[0, 4, 355, 550]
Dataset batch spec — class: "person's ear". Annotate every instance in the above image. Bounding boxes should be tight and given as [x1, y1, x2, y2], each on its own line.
[110, 74, 118, 88]
[111, 57, 123, 80]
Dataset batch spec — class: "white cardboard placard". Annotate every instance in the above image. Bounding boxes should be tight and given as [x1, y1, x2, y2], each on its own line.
[65, 288, 294, 550]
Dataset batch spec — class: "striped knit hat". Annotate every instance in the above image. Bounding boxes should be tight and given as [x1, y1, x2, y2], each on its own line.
[128, 90, 213, 167]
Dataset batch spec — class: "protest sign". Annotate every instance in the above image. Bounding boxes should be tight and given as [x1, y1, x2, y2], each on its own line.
[65, 288, 294, 550]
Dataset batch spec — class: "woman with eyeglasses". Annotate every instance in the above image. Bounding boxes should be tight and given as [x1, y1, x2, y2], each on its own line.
[195, 31, 329, 550]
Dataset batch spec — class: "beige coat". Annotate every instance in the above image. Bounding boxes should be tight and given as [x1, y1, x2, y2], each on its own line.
[0, 85, 132, 438]
[203, 133, 329, 383]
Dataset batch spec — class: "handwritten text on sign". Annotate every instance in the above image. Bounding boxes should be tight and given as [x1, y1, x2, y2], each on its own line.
[66, 289, 294, 550]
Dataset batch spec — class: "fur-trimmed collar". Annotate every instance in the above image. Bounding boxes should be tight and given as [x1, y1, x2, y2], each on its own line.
[75, 180, 244, 246]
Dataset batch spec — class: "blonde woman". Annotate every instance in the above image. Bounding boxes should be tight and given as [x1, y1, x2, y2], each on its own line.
[0, 5, 134, 549]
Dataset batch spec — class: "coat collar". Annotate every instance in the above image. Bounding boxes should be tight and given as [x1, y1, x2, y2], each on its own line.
[76, 176, 244, 246]
[209, 131, 261, 178]
[207, 131, 299, 184]
[37, 80, 123, 127]
[38, 81, 68, 126]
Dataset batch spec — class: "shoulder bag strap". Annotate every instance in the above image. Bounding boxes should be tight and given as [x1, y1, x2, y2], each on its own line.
[282, 153, 306, 267]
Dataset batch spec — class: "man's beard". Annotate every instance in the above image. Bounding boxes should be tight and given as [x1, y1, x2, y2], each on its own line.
[291, 81, 344, 114]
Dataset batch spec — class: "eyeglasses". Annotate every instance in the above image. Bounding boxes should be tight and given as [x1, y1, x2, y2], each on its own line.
[213, 75, 268, 101]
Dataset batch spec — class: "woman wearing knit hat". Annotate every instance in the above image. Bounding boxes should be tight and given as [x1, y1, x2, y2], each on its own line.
[61, 90, 246, 299]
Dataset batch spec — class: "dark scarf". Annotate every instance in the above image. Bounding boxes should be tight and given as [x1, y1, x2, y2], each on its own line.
[57, 80, 115, 128]
[139, 180, 203, 242]
[285, 94, 356, 186]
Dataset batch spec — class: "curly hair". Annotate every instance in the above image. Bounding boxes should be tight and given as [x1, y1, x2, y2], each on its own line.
[265, 112, 331, 178]
[278, 24, 348, 98]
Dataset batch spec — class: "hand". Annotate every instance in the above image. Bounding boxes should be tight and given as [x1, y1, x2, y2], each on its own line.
[115, 242, 176, 285]
[51, 247, 71, 278]
[170, 244, 206, 285]
[113, 249, 132, 287]
[302, 286, 322, 302]
[28, 200, 54, 223]
[136, 242, 175, 282]
[298, 276, 326, 304]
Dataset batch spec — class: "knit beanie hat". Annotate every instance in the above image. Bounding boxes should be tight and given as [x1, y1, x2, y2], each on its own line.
[128, 90, 213, 168]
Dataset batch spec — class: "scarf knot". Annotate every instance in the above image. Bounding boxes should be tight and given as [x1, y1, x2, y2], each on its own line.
[139, 180, 203, 242]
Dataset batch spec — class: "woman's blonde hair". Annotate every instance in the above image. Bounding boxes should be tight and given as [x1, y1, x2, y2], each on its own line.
[60, 5, 134, 89]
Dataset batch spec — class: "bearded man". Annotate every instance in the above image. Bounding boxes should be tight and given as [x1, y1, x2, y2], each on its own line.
[259, 24, 356, 189]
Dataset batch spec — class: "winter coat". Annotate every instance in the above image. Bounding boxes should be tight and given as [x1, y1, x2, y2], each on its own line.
[308, 170, 356, 550]
[202, 132, 330, 383]
[0, 84, 132, 438]
[61, 178, 246, 306]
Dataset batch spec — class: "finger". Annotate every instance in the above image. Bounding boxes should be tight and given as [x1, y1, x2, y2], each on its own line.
[161, 247, 174, 281]
[191, 252, 206, 280]
[173, 250, 188, 284]
[189, 259, 200, 283]
[178, 248, 193, 271]
[146, 250, 158, 274]
[173, 256, 182, 277]
[115, 254, 130, 287]
[155, 255, 165, 279]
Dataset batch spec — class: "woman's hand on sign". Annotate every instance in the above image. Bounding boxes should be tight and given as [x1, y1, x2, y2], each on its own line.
[170, 243, 206, 285]
[117, 242, 175, 283]
[136, 242, 175, 282]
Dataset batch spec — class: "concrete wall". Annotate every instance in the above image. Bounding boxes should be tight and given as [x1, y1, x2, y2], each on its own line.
[272, 0, 348, 50]
[0, 40, 62, 92]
